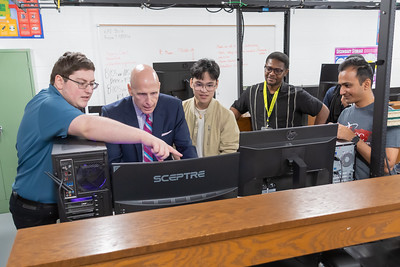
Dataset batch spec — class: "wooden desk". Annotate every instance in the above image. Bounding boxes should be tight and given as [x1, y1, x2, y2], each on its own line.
[8, 175, 400, 266]
[237, 116, 252, 131]
[390, 101, 400, 110]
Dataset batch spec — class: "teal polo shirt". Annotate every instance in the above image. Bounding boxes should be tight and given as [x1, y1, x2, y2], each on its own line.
[12, 85, 83, 203]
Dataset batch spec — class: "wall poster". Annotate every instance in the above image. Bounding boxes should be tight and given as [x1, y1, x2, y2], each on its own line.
[335, 46, 378, 85]
[0, 0, 44, 38]
[334, 46, 378, 64]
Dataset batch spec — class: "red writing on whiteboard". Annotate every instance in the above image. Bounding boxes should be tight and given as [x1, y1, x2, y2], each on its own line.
[159, 49, 173, 55]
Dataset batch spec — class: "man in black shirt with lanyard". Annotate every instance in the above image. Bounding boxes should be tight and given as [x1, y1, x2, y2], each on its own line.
[230, 51, 329, 130]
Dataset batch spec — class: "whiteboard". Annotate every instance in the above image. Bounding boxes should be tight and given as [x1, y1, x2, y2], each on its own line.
[97, 24, 276, 108]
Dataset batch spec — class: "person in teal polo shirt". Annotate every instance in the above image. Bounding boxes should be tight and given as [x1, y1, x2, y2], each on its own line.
[10, 52, 181, 229]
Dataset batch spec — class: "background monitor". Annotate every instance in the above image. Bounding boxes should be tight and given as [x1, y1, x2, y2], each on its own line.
[153, 61, 196, 101]
[111, 153, 240, 214]
[238, 124, 338, 196]
[318, 63, 341, 101]
[298, 85, 319, 99]
[389, 87, 400, 101]
[87, 105, 103, 115]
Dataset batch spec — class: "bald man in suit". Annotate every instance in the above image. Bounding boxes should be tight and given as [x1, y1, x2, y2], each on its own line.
[102, 64, 197, 164]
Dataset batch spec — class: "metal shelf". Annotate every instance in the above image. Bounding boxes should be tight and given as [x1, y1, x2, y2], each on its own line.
[11, 1, 400, 10]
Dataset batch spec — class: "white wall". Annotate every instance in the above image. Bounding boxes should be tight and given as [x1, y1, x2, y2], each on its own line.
[0, 7, 284, 107]
[0, 6, 399, 108]
[289, 9, 400, 87]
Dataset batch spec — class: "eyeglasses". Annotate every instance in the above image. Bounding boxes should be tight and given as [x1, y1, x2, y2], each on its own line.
[193, 82, 217, 92]
[60, 75, 99, 90]
[264, 66, 285, 75]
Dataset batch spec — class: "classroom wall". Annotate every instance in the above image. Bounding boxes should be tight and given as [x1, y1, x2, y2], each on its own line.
[0, 7, 284, 108]
[0, 6, 399, 108]
[290, 9, 397, 86]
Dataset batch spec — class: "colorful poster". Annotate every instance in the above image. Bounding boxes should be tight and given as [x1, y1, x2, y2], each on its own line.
[335, 46, 378, 85]
[0, 0, 43, 38]
[334, 46, 378, 64]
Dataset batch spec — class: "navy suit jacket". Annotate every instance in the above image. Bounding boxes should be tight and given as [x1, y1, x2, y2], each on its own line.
[101, 94, 197, 164]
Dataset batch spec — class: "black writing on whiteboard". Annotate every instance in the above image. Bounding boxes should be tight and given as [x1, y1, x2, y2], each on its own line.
[102, 28, 132, 40]
[103, 65, 131, 103]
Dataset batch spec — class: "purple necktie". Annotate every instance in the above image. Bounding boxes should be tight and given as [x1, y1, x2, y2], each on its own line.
[143, 114, 153, 162]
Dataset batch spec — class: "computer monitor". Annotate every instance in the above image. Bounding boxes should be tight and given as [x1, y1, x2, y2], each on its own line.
[238, 124, 338, 196]
[299, 85, 319, 99]
[389, 87, 400, 101]
[318, 63, 340, 101]
[111, 153, 240, 214]
[153, 61, 196, 101]
[87, 105, 103, 115]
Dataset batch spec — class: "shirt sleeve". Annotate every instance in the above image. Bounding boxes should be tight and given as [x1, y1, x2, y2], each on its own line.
[101, 105, 124, 164]
[231, 86, 251, 114]
[323, 86, 335, 107]
[386, 126, 400, 148]
[219, 110, 240, 154]
[38, 96, 83, 140]
[337, 107, 350, 125]
[296, 88, 323, 116]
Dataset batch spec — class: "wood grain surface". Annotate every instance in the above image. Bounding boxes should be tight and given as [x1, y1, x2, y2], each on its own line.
[8, 175, 400, 266]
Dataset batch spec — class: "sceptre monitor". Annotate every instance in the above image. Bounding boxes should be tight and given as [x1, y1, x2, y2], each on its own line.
[238, 124, 337, 196]
[153, 61, 196, 101]
[111, 153, 239, 214]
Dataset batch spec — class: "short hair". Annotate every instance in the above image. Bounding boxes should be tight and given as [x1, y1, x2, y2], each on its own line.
[190, 58, 220, 81]
[50, 52, 95, 85]
[266, 51, 289, 69]
[338, 55, 373, 85]
[346, 54, 364, 60]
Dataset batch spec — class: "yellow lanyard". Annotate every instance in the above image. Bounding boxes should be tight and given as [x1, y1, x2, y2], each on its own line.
[263, 81, 280, 127]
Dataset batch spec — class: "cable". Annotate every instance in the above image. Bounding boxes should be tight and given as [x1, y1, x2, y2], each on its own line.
[240, 9, 244, 43]
[334, 156, 343, 183]
[206, 2, 248, 14]
[224, 7, 234, 13]
[57, 175, 67, 221]
[339, 157, 344, 182]
[44, 171, 74, 191]
[352, 153, 357, 180]
[142, 3, 176, 10]
[222, 1, 248, 8]
[44, 171, 71, 222]
[384, 151, 394, 175]
[206, 7, 223, 13]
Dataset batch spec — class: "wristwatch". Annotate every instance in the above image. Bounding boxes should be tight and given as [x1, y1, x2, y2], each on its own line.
[351, 135, 360, 145]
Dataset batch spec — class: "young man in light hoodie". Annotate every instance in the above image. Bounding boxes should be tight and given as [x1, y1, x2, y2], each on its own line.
[182, 58, 239, 157]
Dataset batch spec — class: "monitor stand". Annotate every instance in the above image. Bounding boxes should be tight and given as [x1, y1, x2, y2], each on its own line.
[287, 156, 307, 189]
